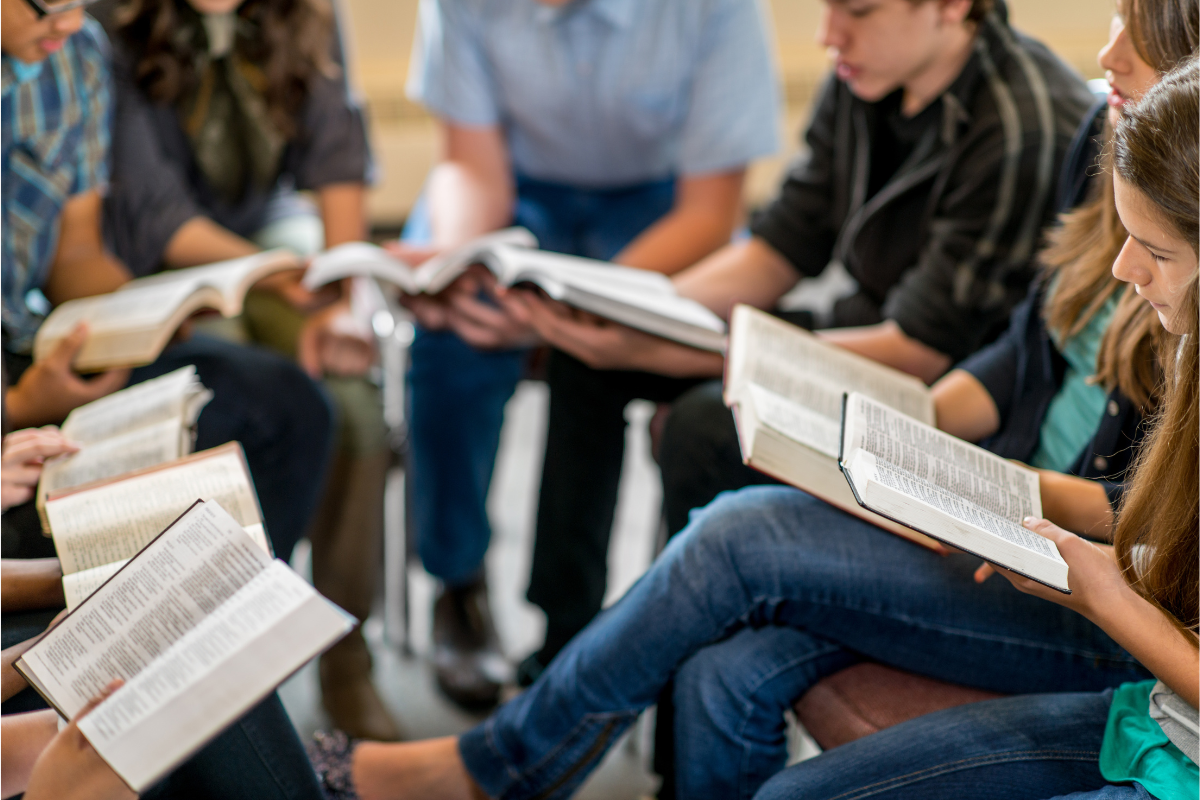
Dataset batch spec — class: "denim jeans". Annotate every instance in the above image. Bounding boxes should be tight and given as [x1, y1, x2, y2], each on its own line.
[459, 486, 1149, 800]
[407, 175, 675, 585]
[753, 690, 1160, 800]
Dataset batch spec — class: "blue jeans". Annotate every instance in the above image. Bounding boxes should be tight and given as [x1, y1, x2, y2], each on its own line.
[459, 487, 1149, 799]
[129, 335, 335, 562]
[753, 690, 1160, 800]
[407, 175, 675, 584]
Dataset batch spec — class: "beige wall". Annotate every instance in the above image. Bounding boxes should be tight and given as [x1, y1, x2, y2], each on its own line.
[342, 0, 1114, 227]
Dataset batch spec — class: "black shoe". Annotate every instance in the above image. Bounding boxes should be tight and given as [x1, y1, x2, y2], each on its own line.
[432, 575, 509, 710]
[515, 650, 548, 688]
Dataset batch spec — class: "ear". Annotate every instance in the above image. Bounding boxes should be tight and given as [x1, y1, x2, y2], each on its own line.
[939, 0, 974, 26]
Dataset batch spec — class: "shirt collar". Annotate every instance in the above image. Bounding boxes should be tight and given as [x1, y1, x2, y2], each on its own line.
[2, 56, 45, 97]
[534, 0, 637, 29]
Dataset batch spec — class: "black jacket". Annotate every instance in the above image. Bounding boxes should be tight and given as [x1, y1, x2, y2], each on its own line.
[751, 3, 1095, 361]
[958, 100, 1144, 510]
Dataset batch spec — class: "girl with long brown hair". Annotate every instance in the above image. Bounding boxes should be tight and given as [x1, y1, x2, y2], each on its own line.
[100, 0, 398, 742]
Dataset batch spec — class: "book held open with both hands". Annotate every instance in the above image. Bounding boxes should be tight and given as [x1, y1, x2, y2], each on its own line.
[838, 392, 1069, 593]
[304, 228, 728, 353]
[15, 500, 355, 793]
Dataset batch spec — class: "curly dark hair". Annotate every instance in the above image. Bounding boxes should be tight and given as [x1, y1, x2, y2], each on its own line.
[114, 0, 336, 139]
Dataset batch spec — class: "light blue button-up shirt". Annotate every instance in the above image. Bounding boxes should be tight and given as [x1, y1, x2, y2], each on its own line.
[408, 0, 781, 189]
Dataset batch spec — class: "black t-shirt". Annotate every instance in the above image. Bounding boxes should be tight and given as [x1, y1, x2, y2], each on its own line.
[866, 90, 940, 201]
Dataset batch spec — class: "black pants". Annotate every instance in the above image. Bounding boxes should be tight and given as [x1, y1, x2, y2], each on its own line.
[525, 351, 702, 651]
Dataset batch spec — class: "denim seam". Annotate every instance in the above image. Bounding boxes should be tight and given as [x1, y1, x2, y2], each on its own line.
[733, 640, 848, 800]
[817, 748, 1102, 800]
[497, 710, 637, 798]
[736, 587, 1139, 666]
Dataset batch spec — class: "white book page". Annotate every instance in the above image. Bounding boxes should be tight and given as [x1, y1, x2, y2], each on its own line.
[63, 525, 270, 611]
[304, 242, 419, 293]
[40, 419, 188, 498]
[126, 251, 298, 304]
[47, 448, 262, 575]
[34, 282, 201, 360]
[845, 450, 1062, 563]
[747, 384, 841, 458]
[727, 306, 933, 423]
[415, 228, 539, 294]
[78, 561, 352, 792]
[843, 393, 1042, 522]
[60, 367, 205, 444]
[20, 502, 272, 716]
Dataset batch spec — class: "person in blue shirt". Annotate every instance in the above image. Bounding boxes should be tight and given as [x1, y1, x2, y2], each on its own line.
[395, 0, 781, 709]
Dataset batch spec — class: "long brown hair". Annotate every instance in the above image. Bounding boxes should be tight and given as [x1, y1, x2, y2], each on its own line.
[1110, 60, 1199, 642]
[1039, 0, 1198, 411]
[114, 0, 335, 139]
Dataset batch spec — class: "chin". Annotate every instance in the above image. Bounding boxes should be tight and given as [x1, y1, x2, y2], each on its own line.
[1158, 309, 1187, 335]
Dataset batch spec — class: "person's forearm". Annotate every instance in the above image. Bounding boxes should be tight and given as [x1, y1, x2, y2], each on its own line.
[2, 639, 38, 702]
[1039, 472, 1114, 539]
[673, 237, 798, 319]
[818, 320, 952, 384]
[627, 339, 725, 378]
[932, 369, 1000, 441]
[42, 251, 129, 304]
[1, 711, 58, 798]
[1089, 582, 1199, 707]
[318, 183, 368, 248]
[427, 161, 514, 249]
[614, 206, 737, 275]
[0, 559, 64, 611]
[162, 217, 259, 269]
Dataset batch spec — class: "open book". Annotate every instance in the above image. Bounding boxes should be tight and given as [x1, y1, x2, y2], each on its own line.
[840, 392, 1068, 592]
[36, 367, 213, 519]
[41, 443, 270, 610]
[305, 229, 728, 353]
[34, 250, 302, 371]
[15, 500, 354, 792]
[724, 305, 941, 551]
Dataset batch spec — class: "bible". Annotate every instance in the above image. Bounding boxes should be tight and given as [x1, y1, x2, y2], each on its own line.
[724, 305, 941, 551]
[36, 366, 213, 519]
[41, 442, 271, 609]
[15, 500, 355, 792]
[35, 250, 302, 371]
[839, 392, 1068, 592]
[304, 229, 727, 352]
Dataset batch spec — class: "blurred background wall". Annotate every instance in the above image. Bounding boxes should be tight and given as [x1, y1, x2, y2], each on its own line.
[339, 0, 1114, 230]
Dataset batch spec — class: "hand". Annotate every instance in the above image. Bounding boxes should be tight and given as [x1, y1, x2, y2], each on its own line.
[5, 324, 131, 428]
[255, 268, 338, 313]
[499, 288, 724, 377]
[297, 299, 377, 379]
[973, 517, 1127, 617]
[23, 681, 136, 800]
[1, 428, 79, 511]
[441, 267, 539, 350]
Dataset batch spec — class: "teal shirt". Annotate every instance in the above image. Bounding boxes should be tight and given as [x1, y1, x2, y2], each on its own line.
[1029, 291, 1120, 472]
[1101, 681, 1199, 799]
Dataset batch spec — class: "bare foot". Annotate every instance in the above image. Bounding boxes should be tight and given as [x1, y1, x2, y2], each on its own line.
[352, 736, 490, 800]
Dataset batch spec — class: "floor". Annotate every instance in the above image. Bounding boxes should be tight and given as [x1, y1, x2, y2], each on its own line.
[280, 382, 667, 798]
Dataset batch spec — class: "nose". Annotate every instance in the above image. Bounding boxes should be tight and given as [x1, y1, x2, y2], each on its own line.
[1097, 16, 1131, 76]
[817, 7, 845, 51]
[1111, 235, 1152, 287]
[50, 7, 86, 36]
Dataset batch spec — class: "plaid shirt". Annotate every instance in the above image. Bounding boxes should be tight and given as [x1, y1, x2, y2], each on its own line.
[2, 18, 111, 355]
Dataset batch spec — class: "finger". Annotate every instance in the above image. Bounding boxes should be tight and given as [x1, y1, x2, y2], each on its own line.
[72, 679, 124, 722]
[297, 325, 323, 379]
[973, 562, 995, 583]
[47, 323, 91, 368]
[81, 369, 132, 400]
[1022, 516, 1076, 546]
[4, 431, 80, 461]
[447, 292, 514, 330]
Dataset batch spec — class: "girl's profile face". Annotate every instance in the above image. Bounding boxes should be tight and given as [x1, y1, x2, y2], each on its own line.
[1111, 175, 1198, 335]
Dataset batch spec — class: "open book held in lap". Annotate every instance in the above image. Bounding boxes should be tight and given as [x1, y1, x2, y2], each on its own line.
[15, 500, 354, 793]
[41, 442, 270, 609]
[36, 366, 213, 518]
[305, 228, 728, 353]
[724, 305, 943, 552]
[34, 250, 302, 371]
[839, 392, 1068, 592]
